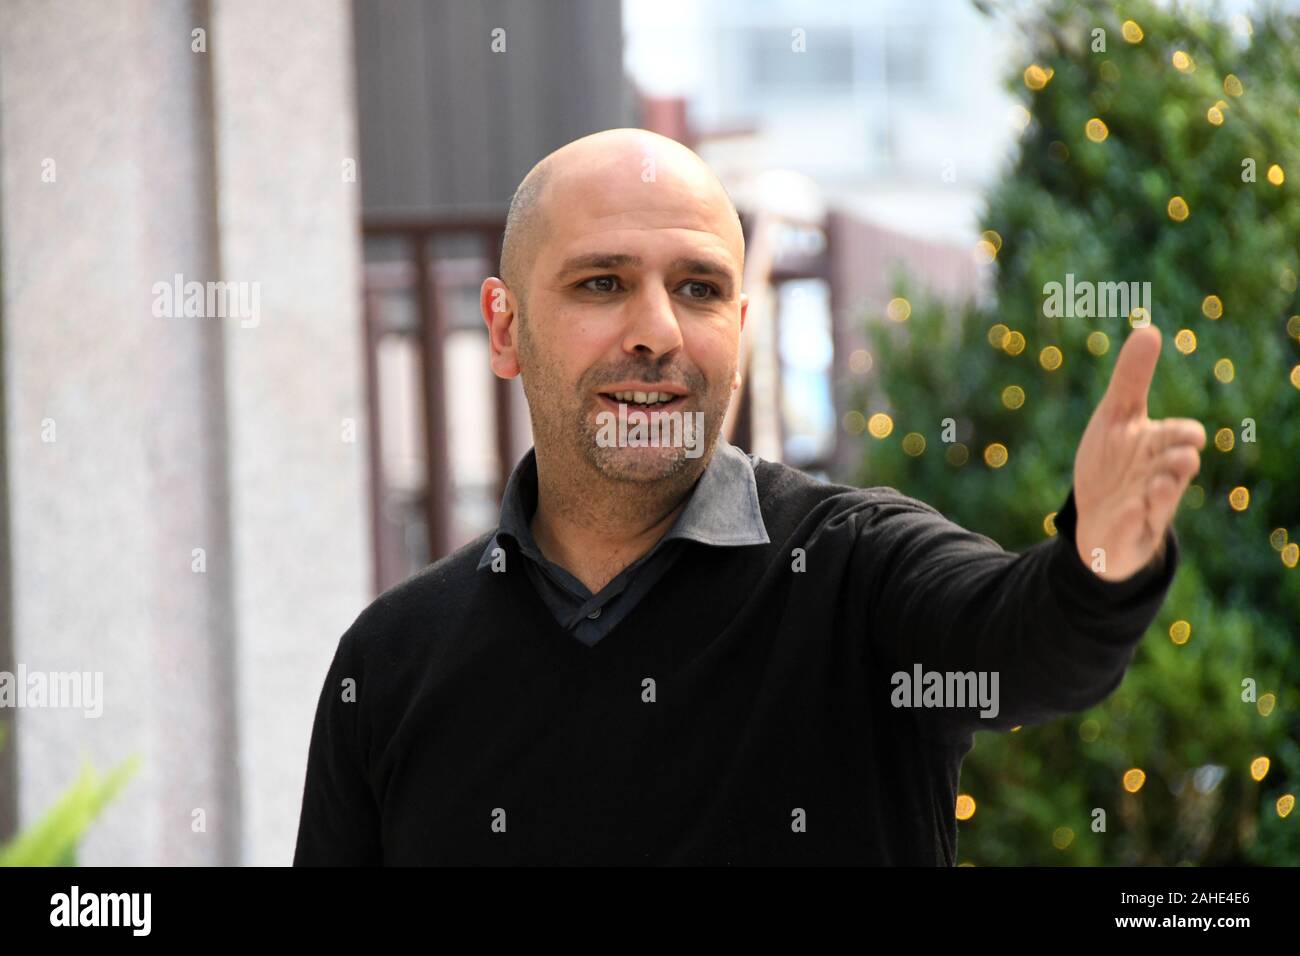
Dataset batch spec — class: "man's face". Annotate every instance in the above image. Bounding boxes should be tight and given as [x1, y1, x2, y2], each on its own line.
[513, 155, 747, 484]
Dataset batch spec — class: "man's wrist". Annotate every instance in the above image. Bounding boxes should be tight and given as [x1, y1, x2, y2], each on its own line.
[1055, 486, 1178, 591]
[1073, 527, 1170, 583]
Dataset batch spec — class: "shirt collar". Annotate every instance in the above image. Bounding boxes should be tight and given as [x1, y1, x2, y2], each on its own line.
[476, 438, 769, 571]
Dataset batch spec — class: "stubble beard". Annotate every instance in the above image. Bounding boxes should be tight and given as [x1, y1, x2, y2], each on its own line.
[577, 384, 728, 485]
[518, 317, 734, 488]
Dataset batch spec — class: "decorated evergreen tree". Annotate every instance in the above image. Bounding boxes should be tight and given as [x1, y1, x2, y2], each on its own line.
[850, 0, 1299, 864]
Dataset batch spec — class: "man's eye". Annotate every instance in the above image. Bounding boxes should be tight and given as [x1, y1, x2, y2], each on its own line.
[681, 280, 719, 300]
[580, 276, 621, 293]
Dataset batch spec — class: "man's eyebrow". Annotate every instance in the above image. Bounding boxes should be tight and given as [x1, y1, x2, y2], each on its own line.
[555, 252, 642, 279]
[553, 254, 738, 283]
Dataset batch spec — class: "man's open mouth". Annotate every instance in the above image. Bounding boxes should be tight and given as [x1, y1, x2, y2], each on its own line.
[597, 390, 688, 413]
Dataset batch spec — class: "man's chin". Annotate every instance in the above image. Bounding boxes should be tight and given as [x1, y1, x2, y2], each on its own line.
[585, 443, 700, 483]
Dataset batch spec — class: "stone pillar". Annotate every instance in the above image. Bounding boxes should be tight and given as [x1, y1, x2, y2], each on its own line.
[0, 0, 370, 865]
[207, 0, 371, 866]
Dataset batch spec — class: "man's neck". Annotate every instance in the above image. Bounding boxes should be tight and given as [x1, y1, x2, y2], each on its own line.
[529, 452, 704, 594]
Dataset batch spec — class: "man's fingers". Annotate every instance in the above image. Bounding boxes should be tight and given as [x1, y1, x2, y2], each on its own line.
[1102, 325, 1162, 420]
[1146, 471, 1185, 541]
[1152, 417, 1207, 453]
[1154, 444, 1202, 482]
[1149, 465, 1196, 541]
[1144, 443, 1200, 541]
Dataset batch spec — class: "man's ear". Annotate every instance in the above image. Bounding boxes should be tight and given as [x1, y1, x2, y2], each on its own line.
[732, 292, 749, 391]
[481, 277, 521, 379]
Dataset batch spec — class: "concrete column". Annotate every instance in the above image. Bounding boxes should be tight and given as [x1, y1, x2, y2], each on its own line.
[0, 0, 370, 865]
[207, 0, 371, 866]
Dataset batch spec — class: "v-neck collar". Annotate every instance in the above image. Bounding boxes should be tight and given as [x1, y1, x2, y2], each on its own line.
[476, 437, 770, 584]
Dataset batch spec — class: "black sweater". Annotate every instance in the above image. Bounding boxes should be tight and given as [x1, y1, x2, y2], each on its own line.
[293, 458, 1177, 865]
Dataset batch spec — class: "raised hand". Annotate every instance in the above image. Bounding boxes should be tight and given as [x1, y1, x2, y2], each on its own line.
[1072, 326, 1207, 581]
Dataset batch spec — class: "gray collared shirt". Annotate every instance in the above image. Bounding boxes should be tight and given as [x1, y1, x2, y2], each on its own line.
[476, 439, 770, 646]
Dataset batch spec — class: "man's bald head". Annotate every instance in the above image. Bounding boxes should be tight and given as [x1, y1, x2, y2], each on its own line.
[499, 159, 554, 316]
[499, 128, 742, 316]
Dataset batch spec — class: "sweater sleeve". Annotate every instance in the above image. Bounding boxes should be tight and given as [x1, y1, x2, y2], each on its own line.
[292, 623, 384, 865]
[856, 485, 1179, 734]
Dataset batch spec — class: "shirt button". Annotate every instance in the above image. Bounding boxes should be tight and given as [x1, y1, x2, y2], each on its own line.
[587, 608, 602, 620]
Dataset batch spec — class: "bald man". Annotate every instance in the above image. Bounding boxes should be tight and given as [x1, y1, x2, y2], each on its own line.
[293, 128, 1204, 866]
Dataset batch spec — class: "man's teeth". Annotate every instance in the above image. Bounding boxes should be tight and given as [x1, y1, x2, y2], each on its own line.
[611, 390, 677, 404]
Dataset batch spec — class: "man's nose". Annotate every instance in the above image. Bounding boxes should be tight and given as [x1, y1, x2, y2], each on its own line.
[621, 283, 684, 357]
